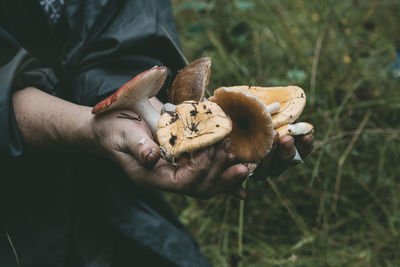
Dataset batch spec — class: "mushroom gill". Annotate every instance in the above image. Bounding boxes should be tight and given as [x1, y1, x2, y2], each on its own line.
[210, 87, 274, 162]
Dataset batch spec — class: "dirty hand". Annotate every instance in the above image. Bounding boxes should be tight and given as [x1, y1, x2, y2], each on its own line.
[251, 132, 314, 179]
[90, 110, 248, 199]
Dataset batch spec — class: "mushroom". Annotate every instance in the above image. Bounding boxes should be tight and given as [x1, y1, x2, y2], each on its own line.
[275, 122, 314, 162]
[229, 86, 306, 128]
[168, 57, 211, 104]
[92, 66, 168, 137]
[209, 87, 279, 162]
[92, 66, 232, 159]
[210, 85, 314, 178]
[157, 100, 232, 159]
[276, 122, 314, 137]
[227, 85, 313, 161]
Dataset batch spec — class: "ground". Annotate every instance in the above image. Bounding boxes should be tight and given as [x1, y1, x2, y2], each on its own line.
[167, 1, 400, 266]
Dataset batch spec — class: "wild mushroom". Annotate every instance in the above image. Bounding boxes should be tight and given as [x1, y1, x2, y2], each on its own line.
[168, 57, 211, 104]
[210, 85, 314, 178]
[227, 85, 314, 161]
[157, 100, 232, 159]
[229, 86, 306, 128]
[92, 66, 232, 160]
[92, 66, 168, 137]
[274, 122, 314, 162]
[209, 87, 280, 162]
[276, 122, 314, 137]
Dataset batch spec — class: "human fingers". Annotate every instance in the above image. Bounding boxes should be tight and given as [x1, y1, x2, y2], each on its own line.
[277, 135, 296, 161]
[136, 144, 221, 195]
[294, 133, 314, 159]
[251, 133, 279, 180]
[185, 163, 248, 200]
[173, 148, 214, 191]
[191, 137, 244, 199]
[91, 110, 159, 166]
[201, 138, 232, 185]
[219, 164, 249, 199]
[265, 135, 296, 177]
[122, 119, 161, 167]
[173, 138, 237, 199]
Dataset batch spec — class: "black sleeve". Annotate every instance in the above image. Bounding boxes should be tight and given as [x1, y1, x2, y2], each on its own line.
[58, 0, 186, 106]
[1, 0, 186, 156]
[0, 27, 58, 157]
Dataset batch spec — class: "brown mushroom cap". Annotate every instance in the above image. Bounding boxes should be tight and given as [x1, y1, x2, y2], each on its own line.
[168, 57, 211, 104]
[229, 86, 306, 128]
[209, 87, 274, 162]
[157, 100, 232, 159]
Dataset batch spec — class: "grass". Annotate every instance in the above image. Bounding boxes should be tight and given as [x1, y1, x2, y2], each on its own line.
[167, 0, 400, 266]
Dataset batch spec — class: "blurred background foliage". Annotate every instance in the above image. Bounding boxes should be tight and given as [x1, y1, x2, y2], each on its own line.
[167, 0, 400, 266]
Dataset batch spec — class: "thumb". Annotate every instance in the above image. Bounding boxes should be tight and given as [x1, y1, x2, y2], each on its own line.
[125, 125, 161, 167]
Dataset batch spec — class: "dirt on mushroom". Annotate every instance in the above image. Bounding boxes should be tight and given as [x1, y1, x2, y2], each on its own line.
[92, 66, 232, 161]
[157, 100, 232, 159]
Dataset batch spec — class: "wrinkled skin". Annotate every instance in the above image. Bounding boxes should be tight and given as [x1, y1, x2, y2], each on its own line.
[13, 87, 313, 200]
[91, 109, 314, 199]
[251, 133, 314, 180]
[91, 109, 248, 199]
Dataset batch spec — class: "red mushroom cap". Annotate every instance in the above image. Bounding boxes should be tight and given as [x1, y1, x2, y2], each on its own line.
[92, 66, 167, 114]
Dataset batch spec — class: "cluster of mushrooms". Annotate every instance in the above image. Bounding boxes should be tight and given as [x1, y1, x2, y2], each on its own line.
[92, 58, 314, 178]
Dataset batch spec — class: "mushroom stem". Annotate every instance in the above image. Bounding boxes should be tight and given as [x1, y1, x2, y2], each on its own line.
[292, 148, 304, 163]
[276, 122, 314, 163]
[266, 102, 280, 115]
[133, 98, 161, 137]
[160, 103, 177, 115]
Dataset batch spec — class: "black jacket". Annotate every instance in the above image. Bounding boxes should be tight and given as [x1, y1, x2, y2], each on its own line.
[0, 1, 210, 266]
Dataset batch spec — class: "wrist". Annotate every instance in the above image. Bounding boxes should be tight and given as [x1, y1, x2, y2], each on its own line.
[13, 87, 98, 154]
[73, 105, 98, 154]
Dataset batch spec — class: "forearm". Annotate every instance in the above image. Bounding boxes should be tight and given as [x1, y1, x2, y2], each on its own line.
[12, 87, 94, 152]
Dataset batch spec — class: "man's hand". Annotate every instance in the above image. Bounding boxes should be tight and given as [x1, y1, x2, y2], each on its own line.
[252, 132, 314, 180]
[91, 109, 248, 199]
[13, 87, 313, 199]
[13, 88, 248, 199]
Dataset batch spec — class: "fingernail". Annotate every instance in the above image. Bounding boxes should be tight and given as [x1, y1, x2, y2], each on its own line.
[208, 146, 215, 158]
[144, 147, 159, 166]
[228, 153, 236, 162]
[145, 149, 154, 161]
[280, 135, 293, 144]
[223, 137, 231, 152]
[303, 134, 314, 143]
[239, 165, 249, 178]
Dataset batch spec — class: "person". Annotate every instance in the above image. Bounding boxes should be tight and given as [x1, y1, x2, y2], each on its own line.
[0, 1, 314, 266]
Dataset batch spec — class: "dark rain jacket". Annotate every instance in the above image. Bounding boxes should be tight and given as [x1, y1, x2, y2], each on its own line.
[0, 1, 211, 266]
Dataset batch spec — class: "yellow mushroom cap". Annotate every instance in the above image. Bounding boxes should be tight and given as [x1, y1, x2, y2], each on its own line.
[209, 87, 274, 162]
[157, 100, 232, 159]
[229, 86, 306, 128]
